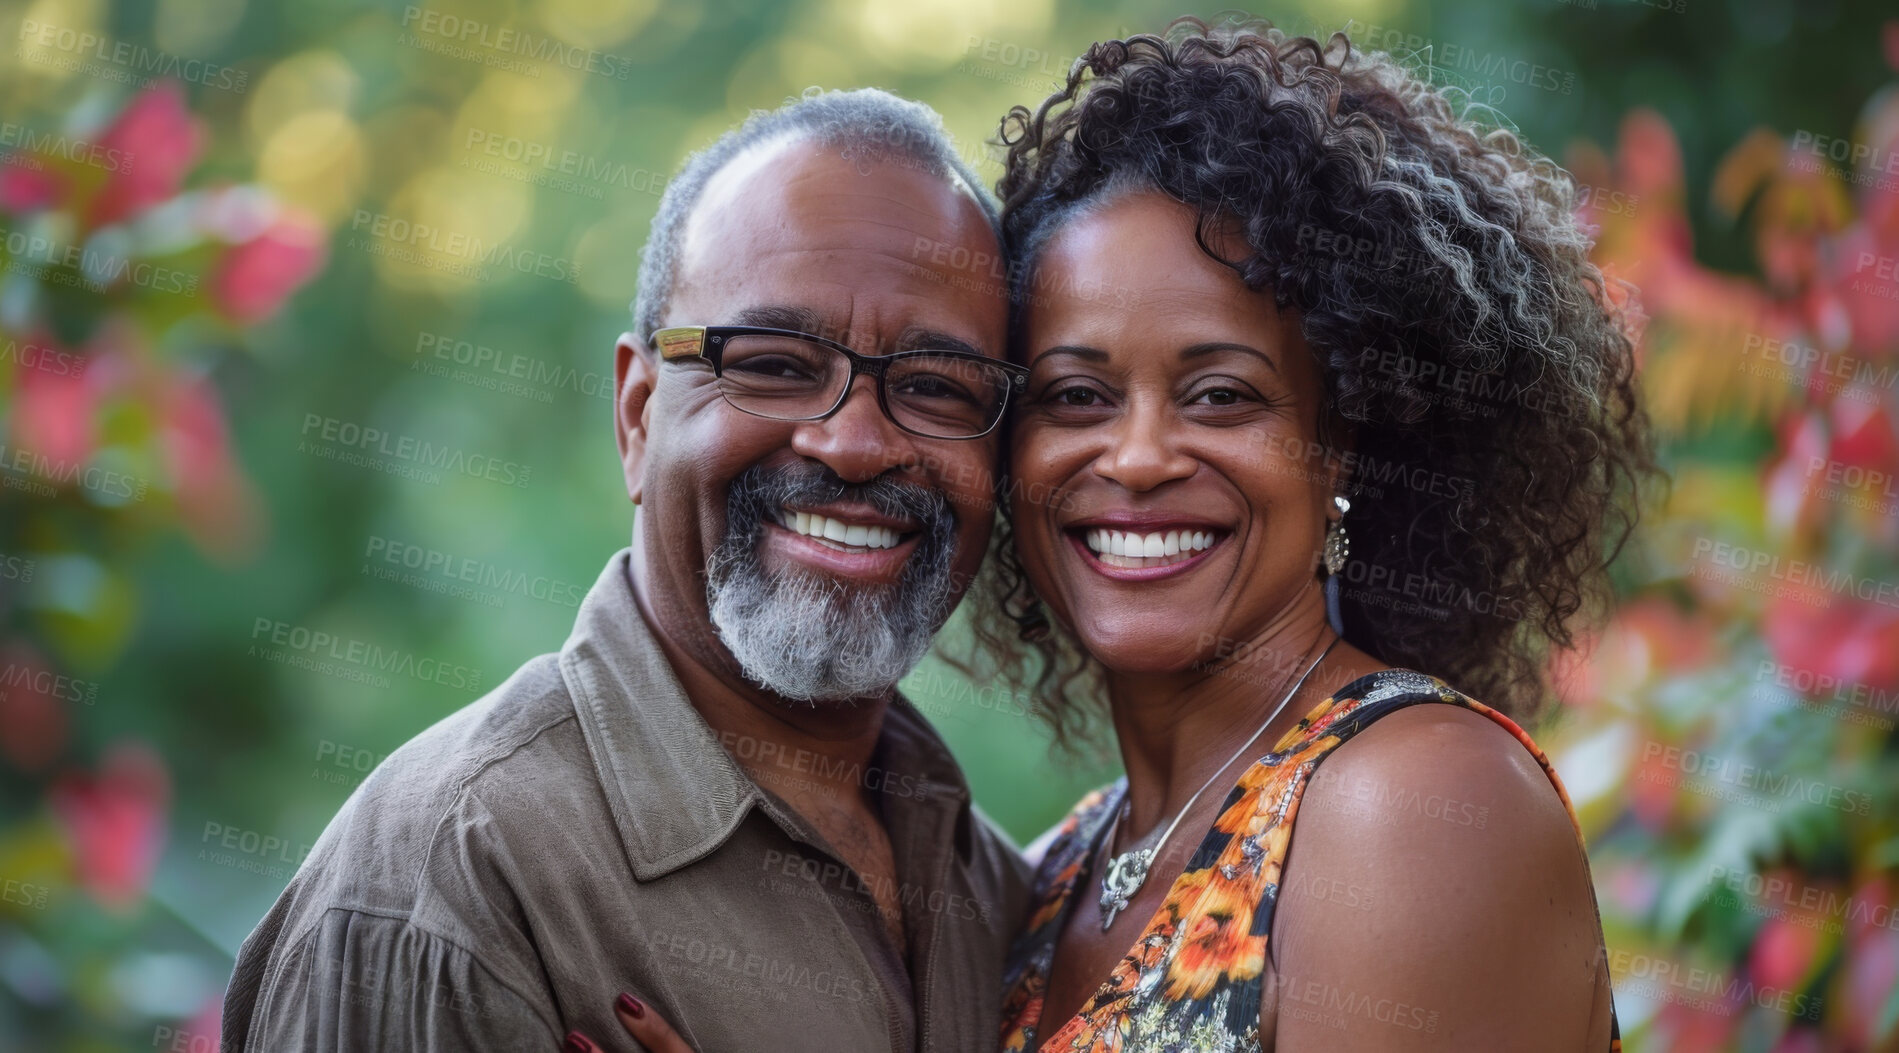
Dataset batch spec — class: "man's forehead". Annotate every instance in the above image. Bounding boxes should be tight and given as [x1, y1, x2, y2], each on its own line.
[682, 134, 995, 267]
[672, 135, 1007, 349]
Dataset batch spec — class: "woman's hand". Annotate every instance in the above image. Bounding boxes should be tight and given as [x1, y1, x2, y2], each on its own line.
[561, 993, 693, 1053]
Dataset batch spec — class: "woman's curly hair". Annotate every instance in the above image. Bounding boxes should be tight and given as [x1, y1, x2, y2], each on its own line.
[964, 17, 1657, 747]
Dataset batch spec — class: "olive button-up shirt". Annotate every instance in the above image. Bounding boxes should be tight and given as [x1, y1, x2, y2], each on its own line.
[221, 548, 1032, 1053]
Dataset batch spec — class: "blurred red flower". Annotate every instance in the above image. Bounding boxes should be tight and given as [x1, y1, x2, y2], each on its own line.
[11, 340, 98, 468]
[1763, 584, 1899, 692]
[89, 82, 204, 229]
[0, 158, 64, 211]
[0, 644, 71, 774]
[159, 372, 262, 558]
[211, 210, 328, 324]
[48, 743, 171, 911]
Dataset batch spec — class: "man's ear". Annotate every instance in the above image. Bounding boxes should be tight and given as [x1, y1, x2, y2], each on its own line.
[614, 332, 657, 505]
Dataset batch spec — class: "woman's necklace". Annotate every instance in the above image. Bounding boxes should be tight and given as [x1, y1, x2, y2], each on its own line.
[1096, 635, 1341, 931]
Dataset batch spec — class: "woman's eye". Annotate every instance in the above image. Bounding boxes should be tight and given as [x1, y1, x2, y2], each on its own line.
[1042, 384, 1104, 408]
[1192, 387, 1247, 406]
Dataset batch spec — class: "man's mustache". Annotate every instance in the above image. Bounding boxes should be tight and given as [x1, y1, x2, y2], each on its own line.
[727, 463, 955, 541]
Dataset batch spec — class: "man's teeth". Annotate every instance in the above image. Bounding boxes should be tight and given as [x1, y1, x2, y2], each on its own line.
[1081, 528, 1217, 565]
[784, 509, 902, 550]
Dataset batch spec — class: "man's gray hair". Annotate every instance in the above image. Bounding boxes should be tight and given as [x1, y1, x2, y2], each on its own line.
[630, 87, 1000, 347]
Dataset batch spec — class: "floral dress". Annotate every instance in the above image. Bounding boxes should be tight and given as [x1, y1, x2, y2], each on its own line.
[998, 668, 1623, 1052]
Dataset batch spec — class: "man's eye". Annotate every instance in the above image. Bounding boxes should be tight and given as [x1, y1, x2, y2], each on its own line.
[728, 355, 818, 379]
[893, 373, 979, 404]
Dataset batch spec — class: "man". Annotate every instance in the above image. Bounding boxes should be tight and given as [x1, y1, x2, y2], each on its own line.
[221, 89, 1030, 1053]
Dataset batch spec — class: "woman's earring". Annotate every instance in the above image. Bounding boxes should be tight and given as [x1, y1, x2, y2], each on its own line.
[1323, 495, 1350, 636]
[1322, 495, 1351, 576]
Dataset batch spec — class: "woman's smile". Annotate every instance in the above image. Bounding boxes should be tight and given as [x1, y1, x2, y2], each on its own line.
[1064, 516, 1231, 580]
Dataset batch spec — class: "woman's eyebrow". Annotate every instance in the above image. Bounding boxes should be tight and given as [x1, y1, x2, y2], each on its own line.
[1179, 341, 1278, 373]
[1029, 344, 1111, 367]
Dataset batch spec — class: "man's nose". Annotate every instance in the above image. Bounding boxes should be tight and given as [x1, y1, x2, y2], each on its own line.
[788, 375, 921, 483]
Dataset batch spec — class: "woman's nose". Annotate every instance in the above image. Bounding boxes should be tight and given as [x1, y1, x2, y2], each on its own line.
[1090, 404, 1196, 492]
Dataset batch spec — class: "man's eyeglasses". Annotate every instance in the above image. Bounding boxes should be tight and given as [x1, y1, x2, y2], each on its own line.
[650, 325, 1028, 440]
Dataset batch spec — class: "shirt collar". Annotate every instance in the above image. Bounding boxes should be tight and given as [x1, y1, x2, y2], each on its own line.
[558, 548, 974, 881]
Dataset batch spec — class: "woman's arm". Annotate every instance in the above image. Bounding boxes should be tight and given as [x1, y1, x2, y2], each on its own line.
[1264, 704, 1614, 1051]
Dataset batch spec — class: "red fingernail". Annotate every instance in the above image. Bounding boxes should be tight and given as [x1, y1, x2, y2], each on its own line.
[564, 1030, 597, 1053]
[617, 992, 646, 1019]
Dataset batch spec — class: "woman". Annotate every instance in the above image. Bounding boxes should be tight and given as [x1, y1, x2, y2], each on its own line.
[582, 17, 1650, 1052]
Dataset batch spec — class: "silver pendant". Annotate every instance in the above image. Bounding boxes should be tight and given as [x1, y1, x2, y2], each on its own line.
[1099, 847, 1154, 930]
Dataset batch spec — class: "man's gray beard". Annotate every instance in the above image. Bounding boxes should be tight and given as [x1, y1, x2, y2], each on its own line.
[706, 464, 958, 704]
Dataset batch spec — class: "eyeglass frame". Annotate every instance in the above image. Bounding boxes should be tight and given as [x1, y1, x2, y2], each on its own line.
[649, 324, 1029, 440]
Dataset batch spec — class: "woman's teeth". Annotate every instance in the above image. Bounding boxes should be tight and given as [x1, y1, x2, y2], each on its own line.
[1081, 528, 1217, 569]
[781, 509, 903, 550]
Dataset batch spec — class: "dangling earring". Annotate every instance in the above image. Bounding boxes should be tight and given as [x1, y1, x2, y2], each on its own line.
[1322, 494, 1351, 576]
[1322, 495, 1350, 635]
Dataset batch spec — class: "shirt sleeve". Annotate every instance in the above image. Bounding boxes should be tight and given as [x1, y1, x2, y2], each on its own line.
[225, 906, 561, 1052]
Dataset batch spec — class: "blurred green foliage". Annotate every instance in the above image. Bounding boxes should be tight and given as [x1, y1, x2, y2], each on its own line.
[3, 0, 1897, 1049]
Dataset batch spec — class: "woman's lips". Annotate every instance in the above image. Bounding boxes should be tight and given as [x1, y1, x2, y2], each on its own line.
[1064, 524, 1228, 581]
